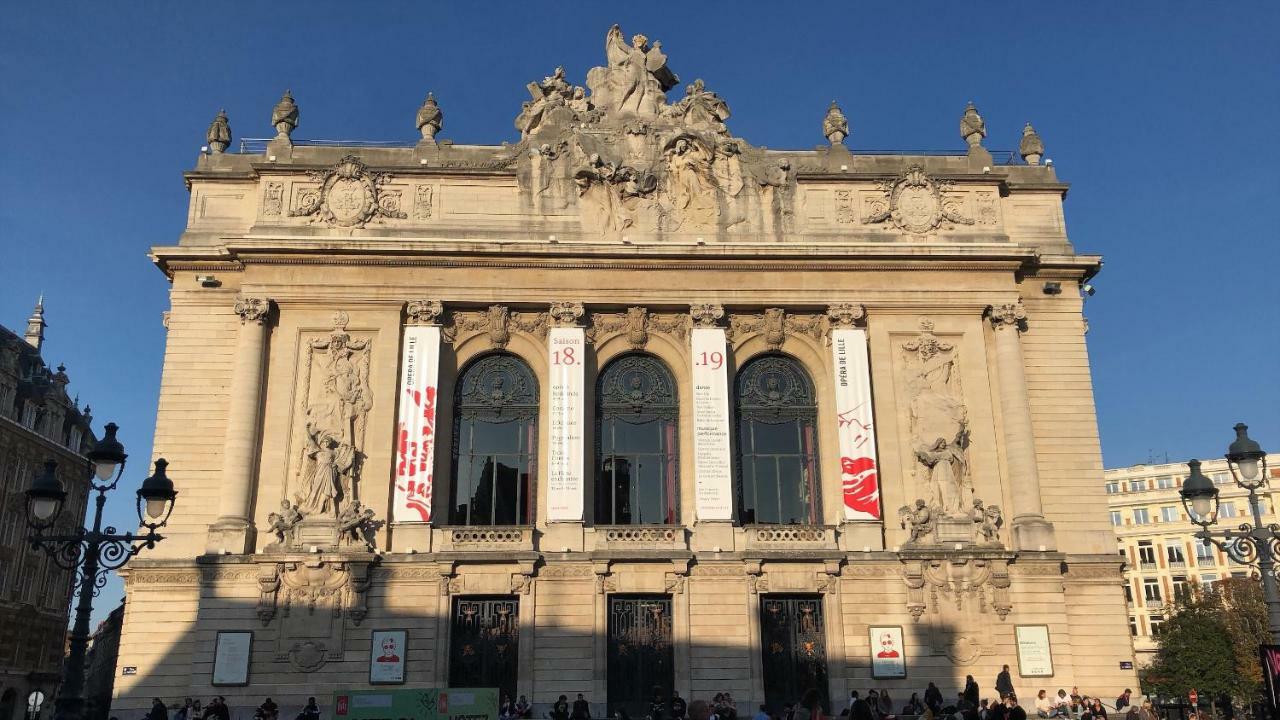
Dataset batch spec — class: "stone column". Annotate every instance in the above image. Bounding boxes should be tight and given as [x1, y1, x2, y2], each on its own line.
[207, 296, 272, 554]
[988, 302, 1056, 550]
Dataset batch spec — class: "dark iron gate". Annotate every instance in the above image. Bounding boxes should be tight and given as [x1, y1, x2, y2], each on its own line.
[607, 594, 674, 717]
[759, 595, 829, 713]
[450, 596, 519, 700]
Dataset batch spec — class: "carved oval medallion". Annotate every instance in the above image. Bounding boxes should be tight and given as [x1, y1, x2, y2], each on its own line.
[325, 176, 375, 226]
[893, 185, 940, 234]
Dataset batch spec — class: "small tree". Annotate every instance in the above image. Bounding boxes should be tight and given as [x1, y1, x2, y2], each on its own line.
[1148, 584, 1238, 700]
[1148, 577, 1270, 706]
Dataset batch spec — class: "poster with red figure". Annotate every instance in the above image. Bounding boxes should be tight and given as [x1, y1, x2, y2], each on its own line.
[393, 325, 440, 523]
[830, 327, 881, 520]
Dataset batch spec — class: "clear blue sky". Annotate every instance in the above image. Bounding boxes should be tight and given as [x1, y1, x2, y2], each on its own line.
[2, 2, 1277, 620]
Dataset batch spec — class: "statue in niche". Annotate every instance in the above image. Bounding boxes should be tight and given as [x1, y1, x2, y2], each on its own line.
[903, 319, 972, 517]
[295, 312, 373, 519]
[587, 24, 679, 117]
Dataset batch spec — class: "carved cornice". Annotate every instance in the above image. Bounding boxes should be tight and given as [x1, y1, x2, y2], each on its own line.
[589, 307, 689, 350]
[1064, 563, 1122, 581]
[549, 301, 585, 328]
[987, 302, 1027, 331]
[125, 571, 202, 586]
[404, 299, 444, 326]
[728, 308, 824, 350]
[826, 302, 867, 329]
[538, 565, 595, 578]
[234, 296, 272, 325]
[444, 305, 548, 348]
[690, 303, 725, 328]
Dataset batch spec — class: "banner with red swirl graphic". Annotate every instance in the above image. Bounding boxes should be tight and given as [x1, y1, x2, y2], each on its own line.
[831, 327, 881, 520]
[392, 325, 440, 523]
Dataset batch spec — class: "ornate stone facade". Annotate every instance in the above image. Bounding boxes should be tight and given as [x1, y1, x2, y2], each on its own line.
[118, 25, 1131, 720]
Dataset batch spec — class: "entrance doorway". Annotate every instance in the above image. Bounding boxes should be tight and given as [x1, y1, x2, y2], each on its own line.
[759, 595, 829, 713]
[607, 595, 674, 717]
[449, 596, 520, 701]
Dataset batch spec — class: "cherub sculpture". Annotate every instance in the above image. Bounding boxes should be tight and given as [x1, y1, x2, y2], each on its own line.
[898, 499, 935, 545]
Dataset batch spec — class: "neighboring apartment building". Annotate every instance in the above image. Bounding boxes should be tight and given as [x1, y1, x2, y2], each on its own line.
[0, 300, 98, 720]
[1107, 454, 1280, 665]
[84, 601, 125, 720]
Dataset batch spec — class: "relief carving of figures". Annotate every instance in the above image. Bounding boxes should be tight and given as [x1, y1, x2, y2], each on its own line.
[863, 165, 973, 235]
[729, 308, 824, 350]
[574, 154, 658, 239]
[446, 305, 548, 348]
[289, 155, 407, 228]
[586, 24, 679, 118]
[662, 136, 719, 230]
[590, 307, 689, 349]
[902, 318, 971, 517]
[294, 312, 373, 519]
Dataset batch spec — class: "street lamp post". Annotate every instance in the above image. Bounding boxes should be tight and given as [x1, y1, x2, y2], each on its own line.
[25, 423, 177, 720]
[1179, 423, 1277, 642]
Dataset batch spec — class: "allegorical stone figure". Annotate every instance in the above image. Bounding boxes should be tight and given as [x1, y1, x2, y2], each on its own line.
[823, 101, 848, 145]
[206, 109, 232, 153]
[416, 93, 443, 142]
[904, 321, 972, 516]
[271, 90, 299, 139]
[960, 101, 985, 148]
[586, 24, 678, 117]
[1019, 122, 1044, 165]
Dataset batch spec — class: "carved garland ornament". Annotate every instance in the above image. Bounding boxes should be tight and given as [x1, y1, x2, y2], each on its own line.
[863, 165, 973, 234]
[590, 307, 689, 349]
[902, 557, 1012, 621]
[728, 308, 824, 350]
[445, 305, 548, 348]
[290, 155, 407, 228]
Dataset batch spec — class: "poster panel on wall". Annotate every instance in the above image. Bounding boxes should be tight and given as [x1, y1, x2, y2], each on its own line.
[830, 327, 882, 520]
[691, 327, 733, 521]
[869, 626, 907, 678]
[392, 325, 441, 523]
[211, 631, 252, 686]
[547, 327, 585, 521]
[369, 630, 407, 684]
[1015, 625, 1054, 677]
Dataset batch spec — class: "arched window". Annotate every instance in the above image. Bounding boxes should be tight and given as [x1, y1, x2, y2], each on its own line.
[450, 354, 538, 526]
[735, 354, 820, 525]
[595, 354, 679, 525]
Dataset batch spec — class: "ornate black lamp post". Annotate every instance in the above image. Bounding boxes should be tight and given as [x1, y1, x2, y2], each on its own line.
[1179, 423, 1278, 642]
[25, 423, 177, 720]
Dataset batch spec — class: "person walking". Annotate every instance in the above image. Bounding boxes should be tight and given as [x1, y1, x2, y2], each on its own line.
[995, 667, 1015, 702]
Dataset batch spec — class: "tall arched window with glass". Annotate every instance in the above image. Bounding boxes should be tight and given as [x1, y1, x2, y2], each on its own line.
[450, 353, 538, 526]
[734, 355, 821, 525]
[595, 354, 679, 525]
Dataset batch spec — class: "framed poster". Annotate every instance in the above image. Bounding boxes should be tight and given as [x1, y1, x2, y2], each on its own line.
[370, 630, 407, 684]
[212, 631, 252, 686]
[1015, 625, 1054, 677]
[869, 626, 906, 678]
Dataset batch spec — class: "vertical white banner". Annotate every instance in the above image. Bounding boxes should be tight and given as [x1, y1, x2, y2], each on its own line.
[831, 327, 882, 520]
[392, 325, 440, 523]
[547, 327, 585, 521]
[691, 328, 734, 521]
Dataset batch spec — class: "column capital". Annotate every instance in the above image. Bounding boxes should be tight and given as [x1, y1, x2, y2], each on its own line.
[690, 303, 725, 328]
[405, 299, 444, 325]
[987, 301, 1027, 331]
[549, 301, 585, 327]
[826, 302, 867, 329]
[233, 296, 272, 325]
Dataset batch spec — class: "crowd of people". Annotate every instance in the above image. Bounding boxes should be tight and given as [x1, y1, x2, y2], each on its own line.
[131, 676, 1218, 720]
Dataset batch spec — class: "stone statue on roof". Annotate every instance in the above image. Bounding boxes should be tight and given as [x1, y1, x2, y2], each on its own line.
[823, 101, 848, 146]
[960, 101, 985, 148]
[1019, 122, 1044, 165]
[416, 93, 443, 142]
[207, 110, 232, 153]
[587, 24, 679, 117]
[272, 90, 299, 139]
[671, 79, 730, 134]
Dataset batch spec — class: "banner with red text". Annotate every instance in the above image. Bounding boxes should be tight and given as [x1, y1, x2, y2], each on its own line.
[392, 325, 440, 523]
[691, 328, 733, 521]
[547, 327, 585, 521]
[830, 327, 881, 520]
